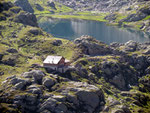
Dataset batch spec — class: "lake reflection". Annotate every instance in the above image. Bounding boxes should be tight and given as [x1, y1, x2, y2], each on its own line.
[38, 18, 150, 44]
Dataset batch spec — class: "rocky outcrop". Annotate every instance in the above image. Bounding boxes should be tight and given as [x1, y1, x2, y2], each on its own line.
[123, 40, 138, 52]
[0, 1, 14, 21]
[52, 40, 62, 46]
[120, 12, 147, 22]
[104, 14, 117, 21]
[6, 48, 18, 53]
[0, 70, 105, 113]
[9, 7, 21, 14]
[138, 74, 150, 92]
[47, 1, 57, 10]
[13, 11, 38, 27]
[35, 4, 44, 11]
[28, 27, 43, 36]
[42, 77, 56, 89]
[54, 0, 137, 12]
[0, 1, 14, 13]
[75, 57, 138, 90]
[14, 0, 34, 13]
[74, 35, 112, 55]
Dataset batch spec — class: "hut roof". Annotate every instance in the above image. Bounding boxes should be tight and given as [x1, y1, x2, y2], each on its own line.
[43, 56, 63, 64]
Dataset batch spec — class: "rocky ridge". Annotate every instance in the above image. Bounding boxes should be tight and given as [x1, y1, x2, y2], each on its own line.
[54, 0, 135, 12]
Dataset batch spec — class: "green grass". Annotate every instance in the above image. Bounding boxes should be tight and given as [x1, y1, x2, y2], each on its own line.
[27, 0, 73, 15]
[143, 15, 150, 20]
[44, 13, 107, 22]
[0, 5, 80, 84]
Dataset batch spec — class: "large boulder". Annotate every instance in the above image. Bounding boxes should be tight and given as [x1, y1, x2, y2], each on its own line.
[23, 70, 45, 84]
[13, 11, 38, 27]
[3, 75, 31, 90]
[39, 98, 57, 112]
[74, 35, 112, 55]
[27, 84, 43, 94]
[28, 27, 43, 36]
[52, 40, 62, 46]
[14, 0, 34, 13]
[6, 48, 18, 53]
[2, 56, 17, 66]
[14, 94, 38, 112]
[123, 40, 138, 52]
[42, 77, 56, 89]
[13, 81, 26, 90]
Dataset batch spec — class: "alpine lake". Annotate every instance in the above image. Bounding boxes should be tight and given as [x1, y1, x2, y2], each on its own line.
[38, 17, 150, 44]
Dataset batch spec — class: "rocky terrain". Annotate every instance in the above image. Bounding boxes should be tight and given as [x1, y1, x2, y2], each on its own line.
[0, 0, 150, 113]
[54, 0, 133, 12]
[53, 0, 150, 32]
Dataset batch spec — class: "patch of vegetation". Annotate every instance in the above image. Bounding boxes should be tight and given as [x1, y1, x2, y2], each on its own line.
[46, 13, 107, 22]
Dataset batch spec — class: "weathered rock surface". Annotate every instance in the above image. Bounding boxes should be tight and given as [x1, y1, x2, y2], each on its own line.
[42, 77, 56, 89]
[104, 14, 117, 21]
[14, 0, 34, 13]
[0, 1, 14, 13]
[28, 27, 43, 36]
[9, 7, 21, 14]
[74, 35, 112, 55]
[52, 40, 62, 46]
[121, 12, 147, 22]
[23, 70, 45, 84]
[123, 40, 138, 52]
[139, 74, 150, 92]
[0, 70, 105, 113]
[6, 48, 18, 53]
[35, 4, 44, 11]
[47, 1, 57, 10]
[13, 11, 38, 27]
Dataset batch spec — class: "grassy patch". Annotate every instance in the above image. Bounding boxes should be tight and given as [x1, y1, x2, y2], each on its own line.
[44, 13, 107, 22]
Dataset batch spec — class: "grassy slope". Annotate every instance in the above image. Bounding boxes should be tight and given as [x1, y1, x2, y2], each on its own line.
[0, 3, 80, 84]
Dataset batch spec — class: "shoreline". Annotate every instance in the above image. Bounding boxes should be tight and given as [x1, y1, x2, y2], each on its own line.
[37, 13, 150, 35]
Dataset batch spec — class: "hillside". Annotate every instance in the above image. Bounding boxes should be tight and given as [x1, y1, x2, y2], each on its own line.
[5, 0, 150, 32]
[53, 0, 150, 32]
[0, 0, 150, 113]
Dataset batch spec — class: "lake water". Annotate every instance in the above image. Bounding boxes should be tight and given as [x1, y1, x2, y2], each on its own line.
[38, 17, 150, 44]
